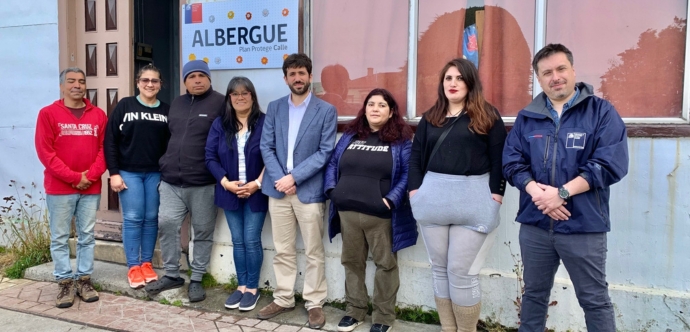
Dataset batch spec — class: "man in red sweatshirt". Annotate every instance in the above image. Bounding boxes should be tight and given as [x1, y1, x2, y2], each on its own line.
[35, 67, 107, 309]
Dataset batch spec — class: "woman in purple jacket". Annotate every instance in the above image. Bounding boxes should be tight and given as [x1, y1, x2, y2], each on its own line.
[205, 76, 267, 312]
[324, 88, 417, 332]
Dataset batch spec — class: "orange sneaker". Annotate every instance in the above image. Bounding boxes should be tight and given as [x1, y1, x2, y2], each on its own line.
[140, 262, 159, 283]
[128, 266, 146, 289]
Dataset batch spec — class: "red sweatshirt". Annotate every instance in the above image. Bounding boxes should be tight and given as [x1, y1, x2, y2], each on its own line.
[35, 99, 108, 195]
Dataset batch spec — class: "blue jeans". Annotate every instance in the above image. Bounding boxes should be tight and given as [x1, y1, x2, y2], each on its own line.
[223, 201, 266, 289]
[518, 224, 615, 332]
[46, 194, 100, 281]
[118, 170, 161, 267]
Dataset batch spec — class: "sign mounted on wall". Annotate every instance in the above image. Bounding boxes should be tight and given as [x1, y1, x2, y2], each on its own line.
[181, 1, 298, 70]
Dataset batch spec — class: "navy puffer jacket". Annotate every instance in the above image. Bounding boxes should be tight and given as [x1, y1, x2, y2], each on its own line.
[324, 132, 418, 252]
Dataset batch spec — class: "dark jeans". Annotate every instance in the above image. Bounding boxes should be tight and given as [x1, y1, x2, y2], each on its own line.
[518, 224, 615, 332]
[223, 201, 267, 289]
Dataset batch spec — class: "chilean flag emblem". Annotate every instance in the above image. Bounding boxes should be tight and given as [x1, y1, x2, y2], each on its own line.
[184, 4, 202, 24]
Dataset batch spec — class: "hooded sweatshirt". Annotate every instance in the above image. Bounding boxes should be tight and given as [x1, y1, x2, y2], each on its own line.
[35, 98, 108, 195]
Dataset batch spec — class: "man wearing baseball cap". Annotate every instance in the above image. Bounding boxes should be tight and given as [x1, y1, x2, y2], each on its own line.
[145, 60, 225, 302]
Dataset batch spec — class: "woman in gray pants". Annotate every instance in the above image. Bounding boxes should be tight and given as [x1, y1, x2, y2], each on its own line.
[408, 58, 506, 332]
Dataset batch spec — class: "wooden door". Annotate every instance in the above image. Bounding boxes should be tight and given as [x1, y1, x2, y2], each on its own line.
[69, 0, 134, 241]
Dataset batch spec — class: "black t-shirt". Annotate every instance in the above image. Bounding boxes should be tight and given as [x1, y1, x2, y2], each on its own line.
[331, 132, 393, 218]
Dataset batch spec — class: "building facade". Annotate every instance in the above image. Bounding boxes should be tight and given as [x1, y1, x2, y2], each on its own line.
[1, 0, 689, 330]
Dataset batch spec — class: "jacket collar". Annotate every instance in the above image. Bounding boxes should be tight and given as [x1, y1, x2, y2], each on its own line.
[185, 86, 216, 101]
[522, 82, 594, 118]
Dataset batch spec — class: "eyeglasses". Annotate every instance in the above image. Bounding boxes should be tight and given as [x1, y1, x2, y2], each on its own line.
[138, 78, 161, 85]
[230, 91, 251, 98]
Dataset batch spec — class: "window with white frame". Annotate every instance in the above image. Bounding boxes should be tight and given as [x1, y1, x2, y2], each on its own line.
[310, 0, 688, 123]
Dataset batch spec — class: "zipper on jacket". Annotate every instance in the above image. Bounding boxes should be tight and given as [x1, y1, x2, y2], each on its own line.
[179, 95, 195, 183]
[542, 136, 551, 172]
[549, 119, 561, 231]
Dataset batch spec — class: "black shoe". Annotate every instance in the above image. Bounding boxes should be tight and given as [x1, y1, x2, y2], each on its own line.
[338, 316, 363, 332]
[370, 323, 392, 332]
[144, 276, 185, 295]
[188, 281, 206, 302]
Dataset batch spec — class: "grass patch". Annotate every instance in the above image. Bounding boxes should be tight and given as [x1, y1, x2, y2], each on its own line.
[201, 273, 218, 289]
[395, 306, 439, 325]
[183, 270, 219, 289]
[92, 282, 103, 292]
[478, 317, 518, 332]
[114, 290, 122, 296]
[222, 274, 239, 293]
[259, 287, 274, 297]
[159, 298, 171, 305]
[0, 182, 51, 279]
[172, 300, 183, 307]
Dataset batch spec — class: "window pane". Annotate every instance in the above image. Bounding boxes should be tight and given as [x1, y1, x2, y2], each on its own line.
[416, 0, 535, 116]
[312, 0, 409, 116]
[546, 0, 687, 117]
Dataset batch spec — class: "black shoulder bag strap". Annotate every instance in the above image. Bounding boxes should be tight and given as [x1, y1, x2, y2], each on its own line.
[425, 113, 463, 173]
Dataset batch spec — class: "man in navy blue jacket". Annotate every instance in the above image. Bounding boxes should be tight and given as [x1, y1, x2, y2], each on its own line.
[503, 44, 628, 332]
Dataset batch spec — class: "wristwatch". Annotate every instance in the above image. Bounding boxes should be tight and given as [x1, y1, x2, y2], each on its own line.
[558, 186, 570, 200]
[254, 179, 262, 189]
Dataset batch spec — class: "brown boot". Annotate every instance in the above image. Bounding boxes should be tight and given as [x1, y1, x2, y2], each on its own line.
[435, 296, 457, 332]
[75, 275, 99, 302]
[55, 279, 76, 308]
[451, 302, 481, 332]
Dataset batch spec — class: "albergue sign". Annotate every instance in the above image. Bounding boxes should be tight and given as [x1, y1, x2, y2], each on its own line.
[181, 1, 299, 70]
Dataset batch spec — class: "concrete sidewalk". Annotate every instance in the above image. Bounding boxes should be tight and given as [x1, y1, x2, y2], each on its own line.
[19, 260, 441, 332]
[0, 307, 108, 331]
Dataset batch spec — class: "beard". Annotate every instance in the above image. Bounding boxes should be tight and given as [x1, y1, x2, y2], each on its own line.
[288, 80, 311, 95]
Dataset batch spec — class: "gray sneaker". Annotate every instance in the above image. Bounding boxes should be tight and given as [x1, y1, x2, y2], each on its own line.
[56, 279, 76, 308]
[75, 275, 99, 302]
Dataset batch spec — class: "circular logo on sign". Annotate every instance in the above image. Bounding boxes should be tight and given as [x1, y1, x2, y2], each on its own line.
[236, 56, 243, 64]
[203, 57, 209, 63]
[282, 8, 289, 17]
[189, 54, 197, 61]
[261, 57, 268, 65]
[246, 12, 252, 20]
[262, 9, 269, 17]
[283, 54, 289, 60]
[227, 11, 234, 19]
[209, 15, 215, 23]
[214, 57, 221, 64]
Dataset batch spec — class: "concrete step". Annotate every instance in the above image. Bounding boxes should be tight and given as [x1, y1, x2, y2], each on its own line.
[24, 260, 441, 332]
[68, 239, 187, 270]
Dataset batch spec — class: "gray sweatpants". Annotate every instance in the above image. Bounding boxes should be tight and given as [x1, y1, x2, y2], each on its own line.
[158, 181, 217, 282]
[411, 172, 499, 306]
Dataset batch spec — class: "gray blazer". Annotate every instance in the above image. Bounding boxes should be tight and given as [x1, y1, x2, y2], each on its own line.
[260, 94, 337, 203]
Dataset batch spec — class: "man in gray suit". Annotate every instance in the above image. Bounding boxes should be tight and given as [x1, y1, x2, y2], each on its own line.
[257, 53, 337, 329]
